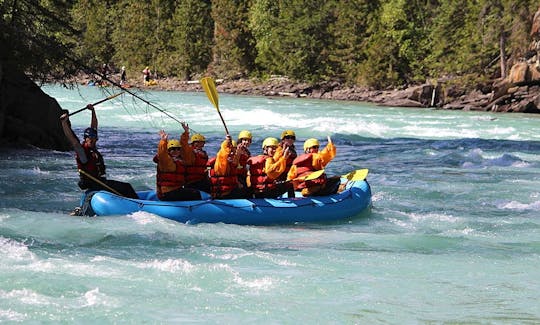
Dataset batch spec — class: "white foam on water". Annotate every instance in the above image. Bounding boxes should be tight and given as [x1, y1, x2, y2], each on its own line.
[0, 288, 54, 306]
[0, 308, 26, 322]
[128, 211, 162, 225]
[498, 200, 540, 211]
[79, 288, 113, 307]
[138, 258, 195, 273]
[233, 274, 275, 291]
[0, 237, 35, 261]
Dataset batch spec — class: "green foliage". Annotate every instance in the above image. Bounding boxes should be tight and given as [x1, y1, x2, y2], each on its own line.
[210, 0, 256, 78]
[248, 0, 280, 74]
[326, 0, 379, 84]
[269, 0, 336, 82]
[167, 0, 213, 79]
[1, 0, 80, 81]
[3, 0, 540, 89]
[71, 0, 115, 67]
[109, 0, 174, 78]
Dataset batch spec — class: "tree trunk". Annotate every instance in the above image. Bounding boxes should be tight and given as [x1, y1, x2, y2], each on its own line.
[500, 27, 507, 79]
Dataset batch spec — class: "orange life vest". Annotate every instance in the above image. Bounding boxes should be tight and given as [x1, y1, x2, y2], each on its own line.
[292, 153, 326, 189]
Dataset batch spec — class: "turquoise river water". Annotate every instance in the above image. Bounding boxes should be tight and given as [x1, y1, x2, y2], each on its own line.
[0, 84, 539, 323]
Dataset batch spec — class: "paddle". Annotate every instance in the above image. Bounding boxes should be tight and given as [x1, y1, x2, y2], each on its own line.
[341, 169, 369, 181]
[200, 77, 230, 135]
[78, 169, 123, 196]
[277, 169, 325, 184]
[68, 92, 125, 116]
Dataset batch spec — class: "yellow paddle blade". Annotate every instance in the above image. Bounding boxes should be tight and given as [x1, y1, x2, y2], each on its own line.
[304, 169, 325, 181]
[342, 169, 369, 181]
[200, 77, 219, 110]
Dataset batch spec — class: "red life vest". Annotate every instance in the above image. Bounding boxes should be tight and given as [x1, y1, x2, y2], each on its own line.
[208, 157, 239, 198]
[276, 144, 297, 182]
[186, 148, 208, 184]
[236, 148, 250, 178]
[76, 143, 106, 182]
[292, 153, 326, 189]
[247, 155, 276, 192]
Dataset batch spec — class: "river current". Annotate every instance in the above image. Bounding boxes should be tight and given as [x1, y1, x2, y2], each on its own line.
[0, 84, 539, 323]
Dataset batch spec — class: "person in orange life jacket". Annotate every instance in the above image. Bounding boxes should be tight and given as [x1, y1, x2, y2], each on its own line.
[59, 105, 138, 199]
[185, 133, 210, 193]
[247, 137, 291, 198]
[155, 123, 201, 201]
[273, 130, 298, 197]
[209, 134, 247, 199]
[286, 136, 339, 197]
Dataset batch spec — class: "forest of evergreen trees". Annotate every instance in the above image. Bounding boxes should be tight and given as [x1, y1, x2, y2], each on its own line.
[1, 0, 539, 89]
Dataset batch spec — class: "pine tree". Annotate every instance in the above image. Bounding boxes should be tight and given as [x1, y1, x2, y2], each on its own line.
[167, 0, 213, 79]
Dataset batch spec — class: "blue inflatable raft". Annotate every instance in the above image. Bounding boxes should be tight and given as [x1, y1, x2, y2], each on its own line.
[82, 178, 371, 225]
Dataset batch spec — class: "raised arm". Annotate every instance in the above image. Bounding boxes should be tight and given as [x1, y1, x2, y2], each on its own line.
[59, 113, 87, 162]
[88, 104, 97, 130]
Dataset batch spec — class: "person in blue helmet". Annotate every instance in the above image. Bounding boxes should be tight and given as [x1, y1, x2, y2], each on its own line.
[60, 104, 138, 202]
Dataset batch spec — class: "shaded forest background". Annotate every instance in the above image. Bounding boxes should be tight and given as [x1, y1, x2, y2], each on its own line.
[2, 0, 539, 89]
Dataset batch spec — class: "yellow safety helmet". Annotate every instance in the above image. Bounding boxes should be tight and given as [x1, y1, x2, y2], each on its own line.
[191, 133, 206, 143]
[303, 138, 320, 152]
[167, 139, 181, 150]
[281, 130, 296, 140]
[262, 137, 279, 149]
[238, 130, 252, 140]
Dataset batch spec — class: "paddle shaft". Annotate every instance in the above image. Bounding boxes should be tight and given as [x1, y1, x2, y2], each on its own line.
[68, 92, 124, 116]
[200, 77, 230, 135]
[78, 169, 123, 196]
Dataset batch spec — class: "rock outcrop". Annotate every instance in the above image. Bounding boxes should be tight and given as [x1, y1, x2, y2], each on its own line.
[0, 63, 70, 149]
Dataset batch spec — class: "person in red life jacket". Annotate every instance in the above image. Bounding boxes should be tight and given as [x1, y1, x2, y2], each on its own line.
[59, 105, 138, 199]
[209, 135, 247, 199]
[235, 130, 252, 189]
[185, 133, 210, 193]
[287, 136, 340, 197]
[247, 137, 291, 198]
[273, 130, 298, 197]
[155, 123, 201, 201]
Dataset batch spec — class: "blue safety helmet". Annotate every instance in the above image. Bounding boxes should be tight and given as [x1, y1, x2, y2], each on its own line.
[84, 127, 98, 139]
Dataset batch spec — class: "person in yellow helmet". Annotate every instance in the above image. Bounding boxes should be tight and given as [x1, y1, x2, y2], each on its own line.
[209, 134, 246, 199]
[287, 136, 339, 197]
[246, 137, 291, 198]
[235, 130, 252, 189]
[185, 133, 210, 193]
[273, 130, 298, 197]
[154, 122, 200, 201]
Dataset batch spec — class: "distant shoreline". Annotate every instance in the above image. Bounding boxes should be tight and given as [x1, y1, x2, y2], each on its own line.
[73, 72, 540, 114]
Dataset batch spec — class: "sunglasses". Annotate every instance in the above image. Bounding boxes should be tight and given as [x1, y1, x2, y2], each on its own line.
[283, 136, 296, 140]
[310, 145, 319, 149]
[168, 147, 181, 151]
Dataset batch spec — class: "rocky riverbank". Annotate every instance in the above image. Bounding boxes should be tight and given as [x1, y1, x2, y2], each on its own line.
[83, 68, 540, 114]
